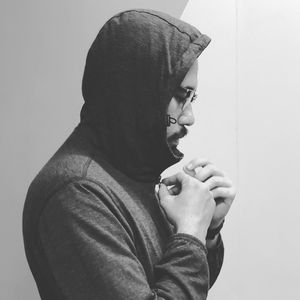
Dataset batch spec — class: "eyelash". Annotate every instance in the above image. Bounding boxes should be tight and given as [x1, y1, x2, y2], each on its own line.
[175, 94, 197, 104]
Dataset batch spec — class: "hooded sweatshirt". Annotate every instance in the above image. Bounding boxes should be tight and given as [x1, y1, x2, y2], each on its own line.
[23, 9, 224, 300]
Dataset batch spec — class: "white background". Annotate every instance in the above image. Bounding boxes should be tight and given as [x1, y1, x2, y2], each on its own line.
[1, 0, 299, 299]
[173, 0, 300, 299]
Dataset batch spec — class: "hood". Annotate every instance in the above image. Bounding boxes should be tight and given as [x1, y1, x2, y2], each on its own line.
[80, 9, 211, 183]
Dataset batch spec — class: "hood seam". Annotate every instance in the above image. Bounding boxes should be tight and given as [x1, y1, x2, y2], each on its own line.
[113, 9, 208, 49]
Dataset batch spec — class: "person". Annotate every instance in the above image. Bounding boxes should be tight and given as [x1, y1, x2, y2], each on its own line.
[23, 9, 236, 300]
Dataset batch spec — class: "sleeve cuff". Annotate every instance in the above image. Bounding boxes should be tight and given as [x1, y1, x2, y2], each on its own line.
[168, 233, 208, 255]
[207, 234, 223, 253]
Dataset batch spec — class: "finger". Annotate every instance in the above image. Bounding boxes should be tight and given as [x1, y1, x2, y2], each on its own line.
[205, 176, 232, 190]
[157, 183, 170, 201]
[196, 164, 224, 182]
[182, 166, 196, 177]
[161, 172, 187, 187]
[211, 187, 236, 204]
[184, 157, 211, 172]
[156, 190, 175, 226]
[169, 185, 180, 195]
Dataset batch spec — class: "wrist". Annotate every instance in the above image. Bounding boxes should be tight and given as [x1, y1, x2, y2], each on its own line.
[177, 225, 207, 245]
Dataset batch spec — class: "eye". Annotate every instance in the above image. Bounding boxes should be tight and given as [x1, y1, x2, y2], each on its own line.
[173, 87, 197, 107]
[174, 93, 187, 105]
[191, 93, 198, 103]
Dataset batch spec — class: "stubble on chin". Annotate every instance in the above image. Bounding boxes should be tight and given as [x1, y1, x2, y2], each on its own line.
[166, 127, 188, 158]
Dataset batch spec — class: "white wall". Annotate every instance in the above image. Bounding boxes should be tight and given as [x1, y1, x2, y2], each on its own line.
[236, 1, 300, 298]
[164, 1, 239, 297]
[1, 0, 300, 299]
[166, 0, 300, 299]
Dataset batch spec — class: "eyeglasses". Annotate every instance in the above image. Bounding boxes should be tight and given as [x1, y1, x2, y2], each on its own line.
[174, 87, 198, 111]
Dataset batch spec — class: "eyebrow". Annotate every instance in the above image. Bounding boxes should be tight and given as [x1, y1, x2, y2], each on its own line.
[179, 85, 197, 91]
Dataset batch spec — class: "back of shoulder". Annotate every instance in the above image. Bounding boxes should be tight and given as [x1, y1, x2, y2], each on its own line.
[23, 143, 113, 225]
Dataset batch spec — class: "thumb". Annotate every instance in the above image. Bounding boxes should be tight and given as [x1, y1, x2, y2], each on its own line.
[183, 165, 196, 177]
[158, 183, 170, 201]
[169, 185, 180, 195]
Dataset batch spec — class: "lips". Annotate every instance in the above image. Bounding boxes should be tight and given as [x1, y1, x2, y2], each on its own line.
[172, 132, 186, 147]
[175, 131, 187, 141]
[173, 139, 179, 146]
[167, 127, 188, 149]
[178, 127, 188, 139]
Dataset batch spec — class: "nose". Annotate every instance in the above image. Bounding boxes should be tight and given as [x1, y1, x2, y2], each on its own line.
[178, 104, 195, 126]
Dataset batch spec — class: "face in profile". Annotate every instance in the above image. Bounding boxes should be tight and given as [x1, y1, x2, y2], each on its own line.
[166, 60, 198, 156]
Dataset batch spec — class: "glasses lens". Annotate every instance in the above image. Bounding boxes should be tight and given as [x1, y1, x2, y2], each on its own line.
[182, 89, 196, 110]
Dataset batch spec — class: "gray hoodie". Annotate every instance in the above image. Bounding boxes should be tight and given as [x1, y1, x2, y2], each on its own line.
[23, 9, 224, 300]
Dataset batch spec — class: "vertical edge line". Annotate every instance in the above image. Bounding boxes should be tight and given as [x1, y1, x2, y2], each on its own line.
[235, 0, 240, 188]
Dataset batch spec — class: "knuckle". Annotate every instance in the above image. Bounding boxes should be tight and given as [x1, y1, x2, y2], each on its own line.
[179, 170, 187, 177]
[188, 173, 198, 183]
[193, 157, 201, 165]
[193, 157, 211, 167]
[213, 177, 221, 185]
[190, 178, 201, 189]
[207, 163, 216, 170]
[207, 164, 216, 174]
[195, 157, 205, 164]
[217, 171, 224, 178]
[211, 196, 216, 206]
[209, 164, 225, 176]
[205, 164, 213, 172]
[202, 183, 210, 194]
[225, 177, 232, 185]
[204, 157, 211, 164]
[209, 193, 216, 205]
[224, 189, 230, 197]
[194, 167, 203, 178]
[230, 187, 237, 197]
[177, 171, 186, 181]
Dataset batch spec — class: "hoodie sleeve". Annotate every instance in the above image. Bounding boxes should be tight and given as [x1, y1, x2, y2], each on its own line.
[39, 180, 210, 300]
[207, 235, 224, 288]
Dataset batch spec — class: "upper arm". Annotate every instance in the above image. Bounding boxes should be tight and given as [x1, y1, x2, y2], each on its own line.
[39, 179, 210, 300]
[39, 180, 153, 300]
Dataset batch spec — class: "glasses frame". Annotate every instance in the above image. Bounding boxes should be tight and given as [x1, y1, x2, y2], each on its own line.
[175, 87, 198, 112]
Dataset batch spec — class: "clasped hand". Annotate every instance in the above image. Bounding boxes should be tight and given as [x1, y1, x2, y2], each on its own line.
[158, 158, 236, 243]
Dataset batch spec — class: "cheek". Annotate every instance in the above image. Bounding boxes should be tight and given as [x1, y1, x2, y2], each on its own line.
[166, 124, 173, 139]
[166, 98, 181, 138]
[166, 98, 181, 117]
[166, 116, 179, 139]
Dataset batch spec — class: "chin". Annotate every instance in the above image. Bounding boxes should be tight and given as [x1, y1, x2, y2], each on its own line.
[169, 145, 184, 158]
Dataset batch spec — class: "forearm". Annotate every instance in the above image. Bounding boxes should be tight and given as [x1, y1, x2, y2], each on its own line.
[39, 181, 211, 300]
[154, 233, 210, 299]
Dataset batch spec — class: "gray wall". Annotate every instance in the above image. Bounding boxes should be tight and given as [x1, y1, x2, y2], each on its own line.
[0, 1, 187, 299]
